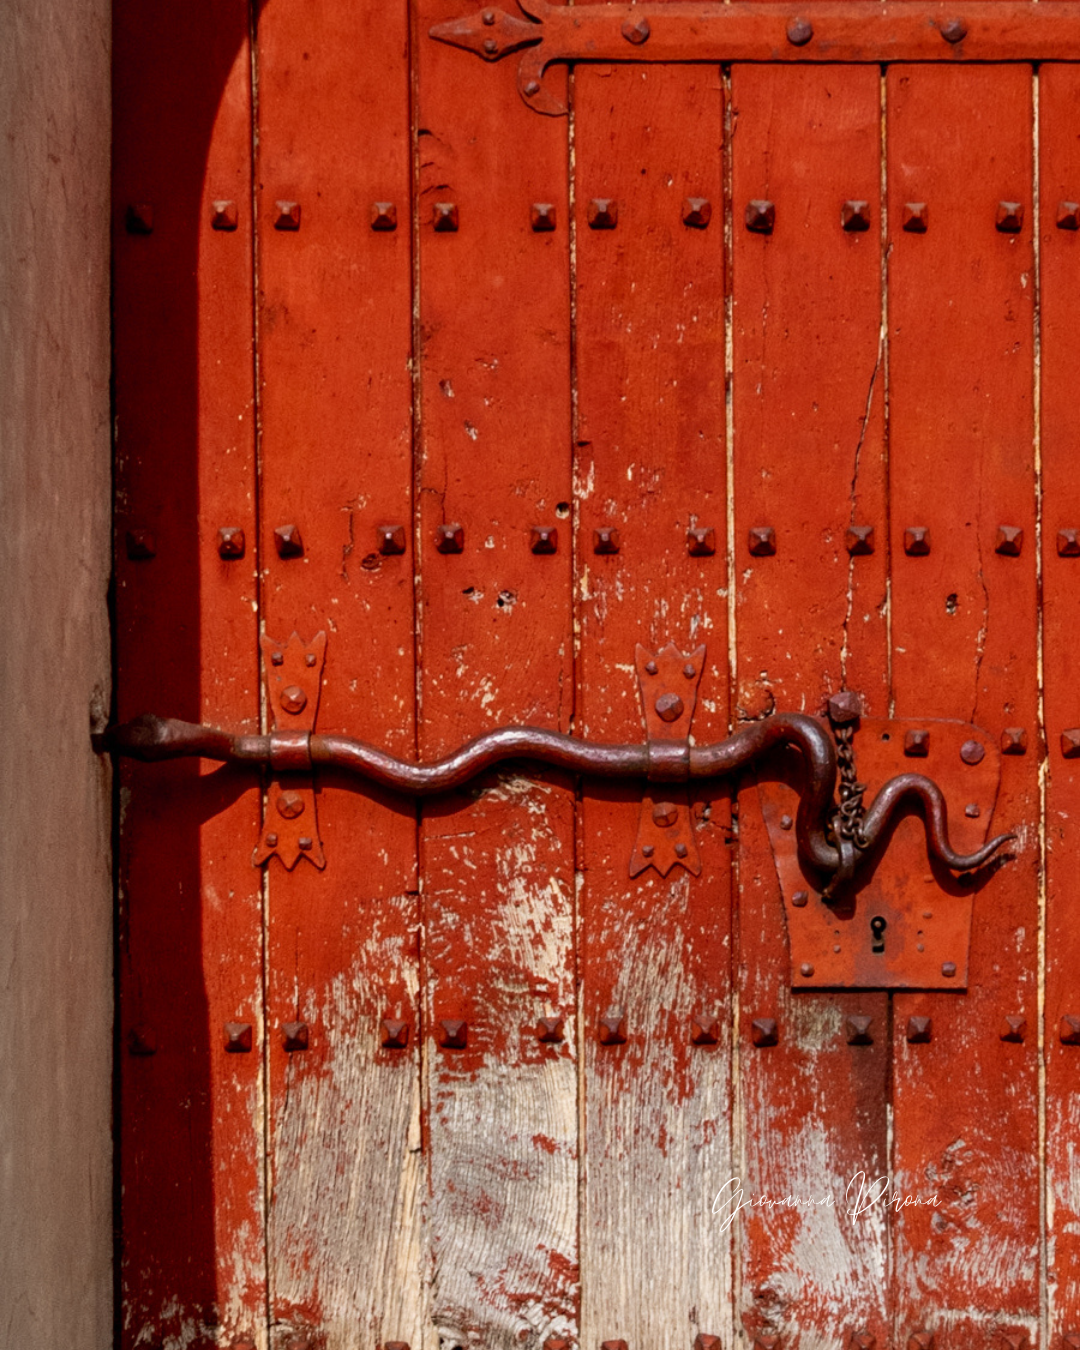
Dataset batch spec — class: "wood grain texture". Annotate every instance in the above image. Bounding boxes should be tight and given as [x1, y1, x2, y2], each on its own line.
[415, 5, 577, 1350]
[1038, 61, 1080, 1344]
[730, 63, 890, 1349]
[886, 63, 1039, 1343]
[574, 61, 732, 1350]
[255, 0, 420, 1343]
[113, 2, 263, 1345]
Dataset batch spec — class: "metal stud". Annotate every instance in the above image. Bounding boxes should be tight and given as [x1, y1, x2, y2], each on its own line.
[433, 202, 459, 232]
[845, 524, 875, 555]
[996, 202, 1024, 234]
[381, 1019, 410, 1049]
[941, 961, 957, 979]
[654, 693, 684, 722]
[125, 203, 154, 234]
[780, 814, 793, 830]
[281, 1022, 309, 1052]
[530, 526, 558, 554]
[128, 1025, 156, 1056]
[126, 529, 156, 560]
[217, 526, 245, 559]
[277, 791, 305, 819]
[828, 691, 862, 724]
[265, 832, 279, 847]
[800, 963, 814, 978]
[940, 16, 968, 41]
[225, 1022, 253, 1053]
[745, 199, 775, 235]
[748, 526, 776, 556]
[791, 890, 809, 908]
[538, 1015, 565, 1043]
[377, 524, 406, 555]
[682, 197, 712, 229]
[964, 802, 981, 819]
[531, 202, 557, 232]
[691, 1015, 719, 1046]
[962, 738, 987, 767]
[621, 16, 650, 43]
[846, 1014, 873, 1045]
[904, 526, 930, 556]
[598, 1012, 626, 1045]
[902, 202, 929, 233]
[652, 801, 678, 827]
[588, 198, 618, 230]
[435, 523, 464, 554]
[274, 524, 304, 558]
[841, 200, 871, 233]
[280, 686, 307, 715]
[1062, 1015, 1080, 1045]
[1057, 201, 1080, 230]
[274, 201, 301, 231]
[437, 1018, 468, 1049]
[995, 525, 1024, 556]
[687, 527, 716, 557]
[786, 16, 813, 45]
[1001, 727, 1028, 755]
[751, 1017, 778, 1047]
[1058, 528, 1080, 556]
[1000, 1015, 1027, 1043]
[906, 1016, 932, 1044]
[371, 202, 397, 232]
[211, 200, 238, 231]
[1063, 729, 1080, 758]
[594, 527, 621, 554]
[904, 729, 930, 757]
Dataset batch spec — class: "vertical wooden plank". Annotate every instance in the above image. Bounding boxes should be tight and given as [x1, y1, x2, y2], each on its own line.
[415, 6, 577, 1348]
[887, 64, 1039, 1346]
[730, 64, 890, 1349]
[574, 61, 731, 1350]
[1039, 61, 1080, 1348]
[113, 3, 263, 1346]
[255, 0, 419, 1345]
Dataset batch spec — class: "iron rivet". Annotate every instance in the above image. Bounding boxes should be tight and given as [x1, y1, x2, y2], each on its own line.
[904, 526, 931, 556]
[940, 16, 968, 42]
[841, 200, 871, 233]
[298, 836, 313, 850]
[996, 201, 1024, 234]
[786, 16, 813, 45]
[748, 525, 776, 556]
[433, 202, 459, 232]
[906, 1016, 932, 1044]
[271, 652, 284, 667]
[941, 961, 957, 978]
[128, 1025, 156, 1056]
[691, 1017, 719, 1047]
[683, 663, 697, 679]
[687, 526, 717, 556]
[996, 525, 1024, 556]
[483, 37, 498, 52]
[435, 522, 465, 553]
[1001, 1015, 1027, 1042]
[377, 524, 406, 555]
[652, 801, 679, 827]
[904, 729, 930, 757]
[1062, 728, 1080, 758]
[481, 8, 496, 22]
[531, 202, 556, 232]
[1057, 201, 1080, 230]
[381, 1019, 410, 1049]
[280, 686, 307, 715]
[274, 524, 304, 558]
[1062, 1015, 1080, 1045]
[588, 198, 618, 230]
[537, 1015, 564, 1043]
[751, 1017, 778, 1047]
[845, 524, 875, 555]
[598, 1013, 626, 1046]
[641, 844, 655, 857]
[126, 529, 156, 560]
[305, 653, 317, 667]
[437, 1018, 468, 1049]
[1001, 727, 1028, 755]
[828, 691, 862, 724]
[225, 1022, 253, 1053]
[645, 660, 658, 675]
[277, 791, 305, 819]
[125, 203, 154, 234]
[594, 527, 620, 554]
[674, 842, 689, 858]
[655, 692, 685, 722]
[621, 16, 650, 44]
[960, 739, 985, 765]
[800, 963, 814, 978]
[902, 202, 929, 233]
[780, 814, 793, 830]
[274, 200, 301, 231]
[746, 199, 775, 234]
[217, 526, 245, 559]
[965, 802, 980, 818]
[281, 1021, 309, 1051]
[1058, 528, 1080, 556]
[524, 79, 541, 96]
[846, 1015, 873, 1045]
[682, 197, 712, 228]
[371, 202, 397, 232]
[265, 832, 279, 847]
[530, 526, 558, 554]
[211, 200, 238, 231]
[791, 890, 808, 907]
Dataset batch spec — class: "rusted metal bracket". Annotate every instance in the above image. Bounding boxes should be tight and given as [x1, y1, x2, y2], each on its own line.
[430, 2, 1080, 117]
[253, 631, 327, 871]
[99, 651, 1012, 895]
[760, 717, 1002, 990]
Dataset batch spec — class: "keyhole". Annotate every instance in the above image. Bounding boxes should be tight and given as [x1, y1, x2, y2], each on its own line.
[870, 915, 887, 953]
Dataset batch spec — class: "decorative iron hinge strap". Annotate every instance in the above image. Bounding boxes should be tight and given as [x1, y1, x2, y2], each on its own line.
[99, 639, 1012, 891]
[430, 2, 1080, 117]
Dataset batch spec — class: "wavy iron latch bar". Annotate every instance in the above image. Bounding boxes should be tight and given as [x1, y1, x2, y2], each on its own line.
[97, 637, 1012, 891]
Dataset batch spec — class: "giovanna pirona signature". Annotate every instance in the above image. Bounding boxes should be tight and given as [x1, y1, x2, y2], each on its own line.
[711, 1174, 941, 1230]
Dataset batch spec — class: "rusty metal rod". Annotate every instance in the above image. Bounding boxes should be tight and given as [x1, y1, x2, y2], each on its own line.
[100, 712, 1012, 886]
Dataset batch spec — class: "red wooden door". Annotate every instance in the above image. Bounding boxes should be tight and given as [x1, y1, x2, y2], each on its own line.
[110, 5, 1077, 1349]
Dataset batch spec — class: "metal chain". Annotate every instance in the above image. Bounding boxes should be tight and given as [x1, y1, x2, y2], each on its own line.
[831, 721, 869, 850]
